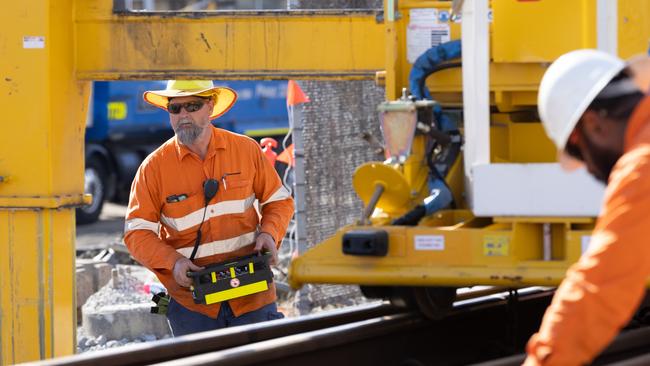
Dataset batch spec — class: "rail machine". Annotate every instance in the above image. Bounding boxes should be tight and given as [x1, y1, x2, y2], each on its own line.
[288, 0, 650, 319]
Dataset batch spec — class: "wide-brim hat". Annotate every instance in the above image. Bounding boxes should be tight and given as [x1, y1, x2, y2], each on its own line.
[143, 80, 237, 120]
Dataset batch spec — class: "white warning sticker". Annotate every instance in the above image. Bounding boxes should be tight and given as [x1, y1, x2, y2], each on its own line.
[23, 36, 45, 49]
[407, 24, 450, 64]
[581, 236, 592, 254]
[415, 235, 445, 251]
[410, 8, 438, 24]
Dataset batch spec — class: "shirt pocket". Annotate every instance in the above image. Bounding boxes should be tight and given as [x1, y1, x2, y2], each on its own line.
[221, 179, 253, 199]
[160, 192, 205, 233]
[217, 179, 255, 218]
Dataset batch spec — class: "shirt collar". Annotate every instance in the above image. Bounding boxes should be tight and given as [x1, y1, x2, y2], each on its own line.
[624, 95, 650, 152]
[174, 126, 227, 161]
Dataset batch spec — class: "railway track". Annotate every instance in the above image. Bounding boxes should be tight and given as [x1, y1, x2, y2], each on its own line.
[38, 287, 650, 365]
[26, 289, 550, 366]
[477, 327, 650, 366]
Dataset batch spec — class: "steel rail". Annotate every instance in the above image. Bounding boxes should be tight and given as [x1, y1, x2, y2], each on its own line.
[24, 302, 398, 366]
[152, 312, 423, 366]
[474, 324, 650, 365]
[24, 287, 555, 366]
[153, 288, 555, 366]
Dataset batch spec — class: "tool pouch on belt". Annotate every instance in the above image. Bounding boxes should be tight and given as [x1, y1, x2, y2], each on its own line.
[187, 253, 274, 305]
[150, 292, 171, 315]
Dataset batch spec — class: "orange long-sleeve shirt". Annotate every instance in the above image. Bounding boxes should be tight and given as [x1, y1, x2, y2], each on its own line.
[124, 126, 294, 317]
[525, 96, 650, 365]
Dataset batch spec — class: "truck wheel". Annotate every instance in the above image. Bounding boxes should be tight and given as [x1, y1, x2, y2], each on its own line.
[76, 157, 107, 225]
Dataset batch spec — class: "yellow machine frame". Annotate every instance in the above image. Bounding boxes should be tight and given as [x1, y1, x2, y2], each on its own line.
[289, 0, 650, 299]
[1, 0, 649, 363]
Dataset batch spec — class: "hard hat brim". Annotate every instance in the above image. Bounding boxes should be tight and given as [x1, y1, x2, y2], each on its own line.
[143, 86, 237, 120]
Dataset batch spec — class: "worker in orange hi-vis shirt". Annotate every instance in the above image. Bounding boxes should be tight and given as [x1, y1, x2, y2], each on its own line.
[525, 50, 650, 365]
[124, 80, 294, 336]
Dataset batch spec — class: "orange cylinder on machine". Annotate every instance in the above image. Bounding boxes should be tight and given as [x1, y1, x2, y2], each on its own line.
[260, 137, 278, 165]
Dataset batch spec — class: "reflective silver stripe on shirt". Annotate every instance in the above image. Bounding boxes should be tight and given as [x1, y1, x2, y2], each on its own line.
[160, 194, 256, 232]
[124, 218, 160, 234]
[176, 231, 257, 259]
[261, 186, 291, 206]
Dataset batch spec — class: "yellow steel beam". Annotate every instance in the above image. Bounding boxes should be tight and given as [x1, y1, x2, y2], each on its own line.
[74, 1, 386, 81]
[289, 216, 595, 290]
[0, 0, 90, 363]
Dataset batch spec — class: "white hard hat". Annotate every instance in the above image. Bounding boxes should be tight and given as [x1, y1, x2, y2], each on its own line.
[538, 49, 625, 151]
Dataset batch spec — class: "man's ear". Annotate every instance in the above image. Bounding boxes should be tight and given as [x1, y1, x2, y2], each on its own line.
[582, 109, 613, 144]
[581, 110, 601, 134]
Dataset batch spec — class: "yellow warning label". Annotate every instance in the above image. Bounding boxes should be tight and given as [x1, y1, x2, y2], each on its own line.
[483, 235, 510, 256]
[107, 101, 127, 120]
[204, 280, 269, 304]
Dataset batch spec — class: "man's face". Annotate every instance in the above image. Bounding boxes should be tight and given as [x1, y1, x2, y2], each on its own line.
[168, 96, 214, 146]
[565, 112, 626, 184]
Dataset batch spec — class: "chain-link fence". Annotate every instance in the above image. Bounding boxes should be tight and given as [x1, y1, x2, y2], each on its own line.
[292, 80, 385, 313]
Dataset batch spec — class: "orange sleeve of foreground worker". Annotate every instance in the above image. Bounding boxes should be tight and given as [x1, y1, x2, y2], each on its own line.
[525, 144, 650, 365]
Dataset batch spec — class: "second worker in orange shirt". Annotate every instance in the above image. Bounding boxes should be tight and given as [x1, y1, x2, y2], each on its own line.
[526, 50, 650, 365]
[124, 80, 294, 336]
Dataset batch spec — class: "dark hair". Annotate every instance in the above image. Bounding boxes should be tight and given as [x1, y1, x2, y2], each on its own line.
[586, 68, 645, 122]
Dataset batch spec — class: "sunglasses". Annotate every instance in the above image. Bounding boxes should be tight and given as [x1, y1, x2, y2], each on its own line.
[167, 100, 206, 114]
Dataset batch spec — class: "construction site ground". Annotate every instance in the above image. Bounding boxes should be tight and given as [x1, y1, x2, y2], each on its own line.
[74, 203, 372, 354]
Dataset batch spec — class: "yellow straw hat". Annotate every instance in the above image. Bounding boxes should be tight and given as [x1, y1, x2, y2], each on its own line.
[143, 80, 237, 120]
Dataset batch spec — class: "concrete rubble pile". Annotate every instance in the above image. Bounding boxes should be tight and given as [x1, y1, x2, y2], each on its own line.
[77, 265, 171, 353]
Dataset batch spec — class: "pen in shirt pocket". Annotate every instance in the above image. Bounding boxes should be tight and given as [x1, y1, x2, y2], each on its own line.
[166, 193, 188, 203]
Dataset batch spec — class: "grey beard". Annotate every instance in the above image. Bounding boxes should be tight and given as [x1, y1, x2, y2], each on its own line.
[175, 122, 203, 145]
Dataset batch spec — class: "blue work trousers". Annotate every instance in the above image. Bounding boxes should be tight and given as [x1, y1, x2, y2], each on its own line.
[166, 298, 284, 336]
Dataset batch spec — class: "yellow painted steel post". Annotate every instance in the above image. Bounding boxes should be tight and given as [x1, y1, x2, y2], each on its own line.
[0, 1, 90, 363]
[384, 0, 402, 100]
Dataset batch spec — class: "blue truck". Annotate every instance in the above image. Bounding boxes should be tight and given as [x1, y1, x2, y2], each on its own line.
[80, 80, 289, 224]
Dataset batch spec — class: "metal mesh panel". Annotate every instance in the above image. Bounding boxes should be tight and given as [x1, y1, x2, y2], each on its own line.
[294, 80, 385, 312]
[287, 0, 384, 313]
[300, 80, 384, 245]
